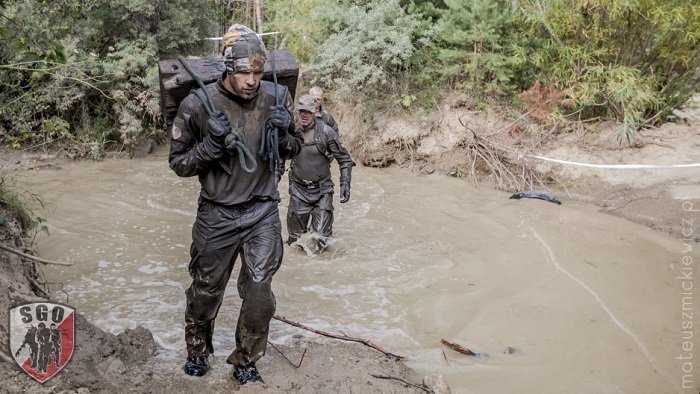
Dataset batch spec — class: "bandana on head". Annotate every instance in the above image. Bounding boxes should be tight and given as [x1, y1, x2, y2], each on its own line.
[222, 24, 267, 73]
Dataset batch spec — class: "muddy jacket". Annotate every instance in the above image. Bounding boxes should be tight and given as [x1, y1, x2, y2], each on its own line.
[289, 119, 354, 195]
[317, 107, 339, 135]
[169, 77, 301, 205]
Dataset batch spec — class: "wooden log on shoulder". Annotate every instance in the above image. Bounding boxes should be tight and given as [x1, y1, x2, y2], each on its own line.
[158, 49, 299, 130]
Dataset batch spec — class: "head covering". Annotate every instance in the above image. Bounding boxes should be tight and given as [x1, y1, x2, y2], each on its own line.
[222, 24, 266, 73]
[296, 94, 318, 112]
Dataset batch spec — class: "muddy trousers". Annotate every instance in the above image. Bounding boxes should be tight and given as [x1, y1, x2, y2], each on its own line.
[184, 199, 283, 367]
[286, 191, 334, 245]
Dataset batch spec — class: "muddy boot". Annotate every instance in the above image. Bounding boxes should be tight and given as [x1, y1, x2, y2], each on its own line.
[232, 363, 263, 385]
[183, 355, 209, 377]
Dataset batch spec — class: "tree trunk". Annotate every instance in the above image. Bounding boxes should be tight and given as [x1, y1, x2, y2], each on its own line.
[255, 0, 263, 34]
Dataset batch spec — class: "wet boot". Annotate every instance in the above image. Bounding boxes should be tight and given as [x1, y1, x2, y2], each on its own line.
[183, 355, 209, 376]
[232, 363, 263, 385]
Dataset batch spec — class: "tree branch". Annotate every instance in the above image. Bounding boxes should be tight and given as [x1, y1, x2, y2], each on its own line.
[0, 244, 72, 266]
[273, 315, 404, 360]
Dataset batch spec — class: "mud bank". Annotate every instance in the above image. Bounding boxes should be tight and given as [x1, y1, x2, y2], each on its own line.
[338, 98, 700, 239]
[0, 211, 159, 393]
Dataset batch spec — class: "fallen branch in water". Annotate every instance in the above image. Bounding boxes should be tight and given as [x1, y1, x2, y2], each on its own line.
[268, 340, 307, 368]
[272, 315, 404, 360]
[370, 373, 430, 393]
[0, 244, 72, 266]
[441, 339, 476, 356]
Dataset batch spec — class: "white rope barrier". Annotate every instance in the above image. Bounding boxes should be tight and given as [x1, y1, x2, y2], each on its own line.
[527, 155, 700, 169]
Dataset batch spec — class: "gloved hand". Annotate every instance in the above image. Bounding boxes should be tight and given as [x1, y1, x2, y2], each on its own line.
[269, 106, 292, 131]
[207, 112, 231, 143]
[340, 183, 350, 203]
[201, 134, 224, 160]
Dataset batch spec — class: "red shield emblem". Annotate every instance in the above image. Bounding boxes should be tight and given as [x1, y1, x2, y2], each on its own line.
[9, 302, 75, 383]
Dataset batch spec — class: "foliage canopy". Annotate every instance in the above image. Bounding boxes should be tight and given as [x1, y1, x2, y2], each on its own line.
[0, 0, 698, 152]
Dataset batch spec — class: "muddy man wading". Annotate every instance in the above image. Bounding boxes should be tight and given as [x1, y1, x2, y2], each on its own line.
[168, 23, 302, 385]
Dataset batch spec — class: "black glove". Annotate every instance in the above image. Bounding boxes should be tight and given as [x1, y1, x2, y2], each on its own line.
[207, 112, 231, 143]
[200, 134, 224, 160]
[340, 183, 350, 203]
[269, 106, 292, 131]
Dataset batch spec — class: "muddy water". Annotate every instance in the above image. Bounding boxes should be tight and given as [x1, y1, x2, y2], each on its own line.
[19, 149, 691, 393]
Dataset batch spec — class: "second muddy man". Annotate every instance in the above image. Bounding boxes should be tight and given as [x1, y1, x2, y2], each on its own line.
[285, 94, 354, 251]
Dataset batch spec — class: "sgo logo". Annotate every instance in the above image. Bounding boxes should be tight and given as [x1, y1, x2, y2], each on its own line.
[9, 302, 75, 383]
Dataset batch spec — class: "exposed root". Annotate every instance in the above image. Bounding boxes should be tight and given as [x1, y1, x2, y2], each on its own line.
[457, 114, 551, 192]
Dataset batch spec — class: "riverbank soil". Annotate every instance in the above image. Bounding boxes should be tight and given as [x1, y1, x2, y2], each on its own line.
[340, 95, 700, 239]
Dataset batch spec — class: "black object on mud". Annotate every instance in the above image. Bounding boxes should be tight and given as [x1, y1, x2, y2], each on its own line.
[183, 355, 209, 376]
[233, 363, 263, 385]
[509, 191, 562, 205]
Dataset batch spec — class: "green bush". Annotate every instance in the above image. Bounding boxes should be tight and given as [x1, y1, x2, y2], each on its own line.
[519, 0, 700, 139]
[0, 0, 218, 156]
[265, 0, 336, 63]
[309, 0, 423, 97]
[0, 173, 47, 238]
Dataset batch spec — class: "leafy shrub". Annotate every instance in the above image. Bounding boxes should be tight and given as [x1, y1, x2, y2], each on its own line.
[520, 0, 700, 140]
[0, 0, 218, 156]
[310, 0, 423, 97]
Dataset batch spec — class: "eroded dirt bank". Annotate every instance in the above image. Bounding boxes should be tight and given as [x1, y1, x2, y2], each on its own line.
[337, 97, 700, 239]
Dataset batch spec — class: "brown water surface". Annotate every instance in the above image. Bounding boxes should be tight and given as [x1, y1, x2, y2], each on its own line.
[18, 149, 691, 393]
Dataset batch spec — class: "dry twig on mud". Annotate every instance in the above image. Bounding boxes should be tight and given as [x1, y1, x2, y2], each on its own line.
[440, 339, 477, 356]
[267, 341, 307, 368]
[0, 244, 72, 266]
[441, 348, 450, 366]
[458, 114, 546, 192]
[370, 374, 431, 393]
[273, 315, 404, 360]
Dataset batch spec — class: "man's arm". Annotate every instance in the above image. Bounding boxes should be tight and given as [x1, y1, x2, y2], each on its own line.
[325, 126, 355, 196]
[168, 94, 226, 177]
[324, 111, 340, 135]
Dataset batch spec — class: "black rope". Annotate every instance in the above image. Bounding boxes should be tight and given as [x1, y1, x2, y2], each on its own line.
[259, 114, 281, 173]
[177, 57, 257, 173]
[259, 49, 284, 175]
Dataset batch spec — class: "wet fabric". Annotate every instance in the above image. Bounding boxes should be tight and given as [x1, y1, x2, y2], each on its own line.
[185, 199, 283, 365]
[169, 77, 300, 206]
[285, 120, 354, 245]
[287, 190, 334, 244]
[222, 24, 266, 73]
[296, 94, 318, 112]
[317, 108, 339, 135]
[170, 72, 302, 368]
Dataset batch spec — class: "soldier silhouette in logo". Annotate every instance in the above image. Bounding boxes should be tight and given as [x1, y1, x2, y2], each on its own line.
[15, 324, 39, 369]
[35, 322, 52, 373]
[49, 323, 62, 367]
